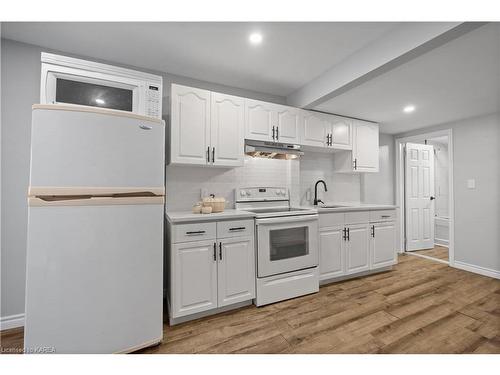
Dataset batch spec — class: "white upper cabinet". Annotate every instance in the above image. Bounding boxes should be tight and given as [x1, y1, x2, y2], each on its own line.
[353, 120, 379, 172]
[330, 116, 352, 150]
[211, 93, 245, 167]
[276, 105, 301, 143]
[333, 120, 379, 173]
[170, 84, 211, 165]
[170, 84, 244, 167]
[244, 99, 277, 142]
[300, 111, 329, 147]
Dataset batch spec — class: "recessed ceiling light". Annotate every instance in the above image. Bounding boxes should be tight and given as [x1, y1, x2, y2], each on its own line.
[249, 32, 263, 45]
[403, 105, 415, 113]
[95, 98, 105, 105]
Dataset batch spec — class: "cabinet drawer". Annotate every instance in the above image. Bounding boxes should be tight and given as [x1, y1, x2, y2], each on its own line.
[172, 222, 216, 243]
[217, 219, 254, 239]
[319, 212, 344, 228]
[344, 211, 369, 224]
[369, 210, 396, 222]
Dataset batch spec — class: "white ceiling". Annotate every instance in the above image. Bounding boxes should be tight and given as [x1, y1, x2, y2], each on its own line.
[314, 23, 500, 134]
[1, 22, 398, 96]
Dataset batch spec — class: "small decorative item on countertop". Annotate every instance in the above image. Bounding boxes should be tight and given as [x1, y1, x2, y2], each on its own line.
[201, 205, 213, 214]
[192, 202, 202, 214]
[202, 194, 226, 213]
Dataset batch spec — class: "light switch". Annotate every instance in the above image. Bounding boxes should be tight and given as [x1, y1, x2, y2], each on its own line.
[467, 179, 476, 189]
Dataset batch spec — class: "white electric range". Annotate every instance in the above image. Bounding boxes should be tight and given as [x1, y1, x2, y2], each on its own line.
[235, 187, 319, 306]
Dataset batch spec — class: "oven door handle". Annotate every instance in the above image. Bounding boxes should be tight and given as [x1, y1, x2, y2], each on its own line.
[256, 214, 319, 225]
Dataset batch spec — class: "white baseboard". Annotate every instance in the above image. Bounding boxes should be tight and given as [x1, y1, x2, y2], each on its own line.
[0, 313, 25, 331]
[434, 239, 449, 247]
[453, 261, 500, 280]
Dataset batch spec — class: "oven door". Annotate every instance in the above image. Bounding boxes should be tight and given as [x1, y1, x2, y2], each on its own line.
[256, 214, 319, 278]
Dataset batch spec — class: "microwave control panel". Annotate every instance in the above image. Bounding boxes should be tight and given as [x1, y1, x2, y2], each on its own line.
[146, 84, 162, 118]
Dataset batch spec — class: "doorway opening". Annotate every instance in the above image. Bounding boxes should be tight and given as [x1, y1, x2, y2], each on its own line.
[395, 129, 454, 265]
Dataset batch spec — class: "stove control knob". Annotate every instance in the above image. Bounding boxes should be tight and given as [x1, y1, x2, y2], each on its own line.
[240, 190, 247, 197]
[275, 190, 280, 195]
[281, 189, 286, 195]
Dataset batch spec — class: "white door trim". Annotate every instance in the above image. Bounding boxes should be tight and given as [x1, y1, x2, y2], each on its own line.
[395, 128, 454, 266]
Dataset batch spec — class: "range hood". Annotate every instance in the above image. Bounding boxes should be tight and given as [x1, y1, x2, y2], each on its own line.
[245, 140, 304, 160]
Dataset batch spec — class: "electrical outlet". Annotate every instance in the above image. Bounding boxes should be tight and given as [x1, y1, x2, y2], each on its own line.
[467, 179, 476, 189]
[201, 188, 209, 199]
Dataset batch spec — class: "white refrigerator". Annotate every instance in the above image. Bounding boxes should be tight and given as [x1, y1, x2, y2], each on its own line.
[24, 104, 165, 353]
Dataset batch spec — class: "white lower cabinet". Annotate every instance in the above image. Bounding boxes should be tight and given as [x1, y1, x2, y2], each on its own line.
[319, 210, 396, 282]
[217, 237, 255, 307]
[319, 226, 344, 279]
[172, 240, 218, 318]
[370, 222, 397, 268]
[345, 224, 370, 275]
[168, 219, 255, 322]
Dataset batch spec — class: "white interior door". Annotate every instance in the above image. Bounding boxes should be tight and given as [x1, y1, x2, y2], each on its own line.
[405, 142, 435, 251]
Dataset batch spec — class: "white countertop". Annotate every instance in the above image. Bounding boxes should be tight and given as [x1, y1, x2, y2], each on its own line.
[309, 203, 398, 213]
[166, 209, 256, 224]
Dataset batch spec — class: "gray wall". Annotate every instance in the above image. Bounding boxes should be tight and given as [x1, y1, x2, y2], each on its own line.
[396, 112, 500, 273]
[360, 133, 395, 205]
[0, 38, 285, 320]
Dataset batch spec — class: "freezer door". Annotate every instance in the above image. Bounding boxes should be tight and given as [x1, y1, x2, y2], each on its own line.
[24, 198, 163, 353]
[29, 106, 165, 195]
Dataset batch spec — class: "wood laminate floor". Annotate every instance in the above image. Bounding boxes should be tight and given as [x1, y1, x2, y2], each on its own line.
[2, 254, 499, 354]
[412, 245, 449, 262]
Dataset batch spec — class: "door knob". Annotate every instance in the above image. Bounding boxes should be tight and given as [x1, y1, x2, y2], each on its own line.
[430, 196, 435, 200]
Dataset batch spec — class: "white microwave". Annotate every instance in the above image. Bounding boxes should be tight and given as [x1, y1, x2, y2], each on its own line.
[40, 52, 163, 119]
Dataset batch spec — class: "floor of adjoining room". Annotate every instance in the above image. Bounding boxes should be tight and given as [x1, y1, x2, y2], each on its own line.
[412, 245, 449, 262]
[2, 253, 499, 354]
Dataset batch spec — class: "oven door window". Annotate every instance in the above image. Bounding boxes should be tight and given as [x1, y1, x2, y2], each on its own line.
[55, 78, 133, 112]
[269, 226, 309, 261]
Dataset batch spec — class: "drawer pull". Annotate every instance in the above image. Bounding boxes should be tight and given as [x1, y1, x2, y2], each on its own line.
[229, 227, 246, 231]
[186, 230, 206, 235]
[381, 215, 391, 218]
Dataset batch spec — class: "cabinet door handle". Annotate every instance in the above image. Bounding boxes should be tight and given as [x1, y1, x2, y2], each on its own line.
[212, 147, 215, 163]
[276, 126, 279, 140]
[330, 133, 333, 146]
[353, 158, 357, 170]
[229, 227, 246, 231]
[371, 225, 375, 238]
[342, 227, 347, 241]
[381, 215, 391, 218]
[186, 230, 206, 235]
[347, 227, 350, 241]
[207, 146, 210, 163]
[219, 242, 222, 261]
[272, 126, 275, 140]
[213, 242, 217, 261]
[326, 134, 330, 146]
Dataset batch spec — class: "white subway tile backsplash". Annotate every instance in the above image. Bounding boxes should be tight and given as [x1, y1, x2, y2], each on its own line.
[165, 152, 361, 211]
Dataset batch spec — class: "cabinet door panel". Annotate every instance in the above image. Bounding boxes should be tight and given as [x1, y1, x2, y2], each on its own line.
[345, 224, 370, 274]
[301, 112, 328, 147]
[172, 240, 217, 318]
[245, 99, 276, 141]
[277, 106, 301, 143]
[319, 227, 345, 280]
[170, 85, 211, 165]
[218, 237, 255, 307]
[211, 93, 244, 167]
[371, 222, 396, 269]
[331, 116, 352, 150]
[353, 121, 379, 172]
